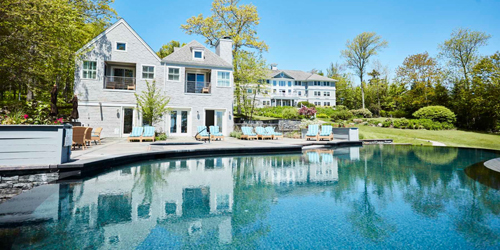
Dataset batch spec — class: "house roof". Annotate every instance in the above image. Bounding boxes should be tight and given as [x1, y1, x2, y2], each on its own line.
[77, 19, 161, 62]
[267, 69, 337, 81]
[162, 40, 233, 69]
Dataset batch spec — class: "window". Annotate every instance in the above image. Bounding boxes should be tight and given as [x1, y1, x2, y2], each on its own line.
[279, 81, 286, 87]
[217, 71, 231, 87]
[266, 80, 270, 84]
[324, 102, 330, 106]
[116, 42, 126, 51]
[288, 81, 292, 87]
[295, 81, 301, 86]
[247, 89, 252, 93]
[325, 82, 330, 86]
[324, 92, 330, 97]
[193, 50, 203, 59]
[142, 65, 155, 79]
[314, 91, 321, 97]
[273, 80, 277, 86]
[82, 61, 97, 79]
[168, 67, 180, 81]
[298, 91, 302, 96]
[314, 102, 321, 106]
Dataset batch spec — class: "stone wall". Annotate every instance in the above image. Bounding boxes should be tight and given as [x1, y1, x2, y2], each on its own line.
[0, 172, 59, 203]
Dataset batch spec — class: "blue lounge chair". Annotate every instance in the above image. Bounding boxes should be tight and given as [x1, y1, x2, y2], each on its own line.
[255, 127, 272, 140]
[241, 127, 257, 140]
[142, 126, 155, 142]
[318, 125, 333, 141]
[265, 127, 283, 140]
[305, 124, 319, 141]
[196, 126, 210, 140]
[209, 125, 224, 141]
[128, 127, 143, 142]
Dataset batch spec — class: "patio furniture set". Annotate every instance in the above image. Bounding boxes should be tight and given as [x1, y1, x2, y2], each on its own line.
[72, 127, 102, 150]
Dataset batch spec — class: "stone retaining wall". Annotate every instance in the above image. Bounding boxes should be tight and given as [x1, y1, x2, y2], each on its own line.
[0, 172, 59, 203]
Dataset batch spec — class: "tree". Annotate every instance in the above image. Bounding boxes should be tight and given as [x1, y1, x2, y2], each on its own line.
[156, 40, 186, 59]
[326, 62, 345, 79]
[135, 81, 171, 126]
[233, 51, 268, 120]
[341, 32, 388, 109]
[439, 28, 491, 88]
[181, 0, 268, 54]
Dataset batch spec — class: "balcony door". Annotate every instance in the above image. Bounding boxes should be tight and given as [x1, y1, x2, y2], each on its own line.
[186, 73, 206, 93]
[112, 67, 134, 78]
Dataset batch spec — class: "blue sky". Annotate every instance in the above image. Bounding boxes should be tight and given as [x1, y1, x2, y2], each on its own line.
[112, 0, 500, 82]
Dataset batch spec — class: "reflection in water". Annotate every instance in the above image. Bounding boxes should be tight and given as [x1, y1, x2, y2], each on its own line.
[1, 145, 500, 249]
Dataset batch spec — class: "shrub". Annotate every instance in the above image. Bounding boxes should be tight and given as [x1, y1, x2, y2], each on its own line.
[380, 110, 387, 117]
[382, 119, 392, 127]
[335, 105, 348, 111]
[297, 101, 315, 108]
[317, 113, 329, 119]
[388, 110, 407, 118]
[353, 119, 363, 124]
[330, 110, 353, 121]
[282, 107, 299, 119]
[155, 133, 167, 141]
[351, 108, 372, 118]
[298, 106, 317, 117]
[413, 106, 456, 124]
[230, 131, 242, 139]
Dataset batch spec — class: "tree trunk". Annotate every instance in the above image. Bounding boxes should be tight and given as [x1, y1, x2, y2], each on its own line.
[360, 75, 365, 109]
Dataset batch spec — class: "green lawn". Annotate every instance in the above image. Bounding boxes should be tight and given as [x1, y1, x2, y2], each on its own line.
[358, 125, 500, 150]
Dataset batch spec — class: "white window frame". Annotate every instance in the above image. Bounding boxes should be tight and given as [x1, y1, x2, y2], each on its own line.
[324, 91, 330, 97]
[193, 49, 204, 60]
[216, 70, 231, 87]
[115, 41, 127, 52]
[167, 66, 181, 82]
[141, 64, 155, 80]
[81, 60, 97, 80]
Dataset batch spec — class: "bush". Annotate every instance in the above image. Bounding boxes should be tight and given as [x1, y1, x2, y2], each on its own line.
[282, 107, 299, 119]
[353, 119, 363, 124]
[382, 119, 392, 127]
[230, 131, 242, 139]
[388, 110, 407, 118]
[297, 101, 315, 108]
[155, 133, 167, 141]
[350, 108, 372, 118]
[317, 113, 329, 119]
[298, 106, 317, 117]
[413, 106, 456, 124]
[335, 105, 348, 111]
[330, 110, 353, 121]
[380, 110, 387, 117]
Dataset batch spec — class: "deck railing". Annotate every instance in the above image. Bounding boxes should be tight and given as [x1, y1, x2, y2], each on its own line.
[186, 81, 211, 94]
[104, 76, 136, 90]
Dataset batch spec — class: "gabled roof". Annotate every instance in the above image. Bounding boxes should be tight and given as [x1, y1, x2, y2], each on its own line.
[162, 40, 233, 69]
[266, 69, 337, 81]
[77, 19, 161, 62]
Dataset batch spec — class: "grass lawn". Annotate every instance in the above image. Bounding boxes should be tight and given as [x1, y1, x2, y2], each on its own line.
[248, 115, 279, 121]
[358, 125, 500, 150]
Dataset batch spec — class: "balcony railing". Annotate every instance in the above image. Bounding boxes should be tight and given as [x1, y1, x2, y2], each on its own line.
[273, 92, 303, 98]
[104, 76, 136, 90]
[186, 81, 211, 94]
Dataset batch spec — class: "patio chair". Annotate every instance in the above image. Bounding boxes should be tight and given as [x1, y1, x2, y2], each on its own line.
[142, 126, 155, 142]
[85, 127, 93, 146]
[91, 127, 103, 145]
[318, 125, 333, 141]
[209, 125, 224, 141]
[255, 127, 272, 140]
[196, 126, 210, 141]
[265, 127, 283, 140]
[128, 127, 143, 142]
[72, 127, 88, 150]
[240, 127, 258, 140]
[305, 124, 319, 141]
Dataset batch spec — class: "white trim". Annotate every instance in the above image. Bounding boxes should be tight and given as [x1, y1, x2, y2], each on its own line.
[215, 70, 232, 88]
[79, 102, 136, 107]
[77, 19, 161, 62]
[103, 89, 136, 93]
[141, 64, 156, 80]
[114, 41, 128, 52]
[192, 49, 204, 60]
[166, 66, 181, 82]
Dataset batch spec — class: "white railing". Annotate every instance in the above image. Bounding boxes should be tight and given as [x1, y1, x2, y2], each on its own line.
[186, 81, 211, 94]
[104, 76, 136, 90]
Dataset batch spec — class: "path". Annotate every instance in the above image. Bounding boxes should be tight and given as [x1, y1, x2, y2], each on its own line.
[417, 139, 446, 146]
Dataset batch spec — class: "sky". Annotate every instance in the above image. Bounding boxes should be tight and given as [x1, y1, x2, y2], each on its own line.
[111, 0, 500, 83]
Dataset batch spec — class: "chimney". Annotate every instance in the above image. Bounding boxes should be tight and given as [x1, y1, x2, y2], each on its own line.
[270, 63, 278, 70]
[216, 37, 233, 65]
[173, 47, 180, 52]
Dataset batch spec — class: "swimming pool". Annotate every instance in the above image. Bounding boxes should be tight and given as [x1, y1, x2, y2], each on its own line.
[1, 145, 499, 249]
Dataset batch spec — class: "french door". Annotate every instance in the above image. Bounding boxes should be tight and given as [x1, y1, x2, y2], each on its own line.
[169, 110, 190, 136]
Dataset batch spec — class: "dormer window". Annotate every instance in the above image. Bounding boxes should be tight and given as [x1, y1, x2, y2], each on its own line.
[116, 42, 127, 51]
[193, 49, 204, 60]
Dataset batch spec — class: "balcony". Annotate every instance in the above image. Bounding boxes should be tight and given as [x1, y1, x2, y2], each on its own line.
[273, 92, 304, 98]
[186, 81, 211, 94]
[104, 76, 136, 90]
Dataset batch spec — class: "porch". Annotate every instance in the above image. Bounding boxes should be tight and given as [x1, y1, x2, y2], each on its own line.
[103, 61, 137, 90]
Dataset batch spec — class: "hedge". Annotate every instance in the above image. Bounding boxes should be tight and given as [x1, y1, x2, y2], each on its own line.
[412, 106, 456, 124]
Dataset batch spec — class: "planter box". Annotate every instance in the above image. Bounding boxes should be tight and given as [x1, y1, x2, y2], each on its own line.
[0, 124, 72, 166]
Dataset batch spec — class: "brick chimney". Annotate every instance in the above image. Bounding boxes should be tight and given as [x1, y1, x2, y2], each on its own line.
[215, 37, 233, 65]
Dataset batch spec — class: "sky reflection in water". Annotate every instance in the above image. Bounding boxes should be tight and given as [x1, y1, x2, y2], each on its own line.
[0, 145, 499, 249]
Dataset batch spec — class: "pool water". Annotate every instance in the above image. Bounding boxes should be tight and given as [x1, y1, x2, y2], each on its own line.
[1, 145, 500, 249]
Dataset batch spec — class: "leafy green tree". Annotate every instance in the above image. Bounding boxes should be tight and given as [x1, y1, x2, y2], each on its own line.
[134, 81, 171, 126]
[341, 32, 388, 109]
[439, 28, 491, 88]
[156, 40, 186, 59]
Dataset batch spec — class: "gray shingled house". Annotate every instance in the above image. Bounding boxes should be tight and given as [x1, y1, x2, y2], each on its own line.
[74, 19, 234, 138]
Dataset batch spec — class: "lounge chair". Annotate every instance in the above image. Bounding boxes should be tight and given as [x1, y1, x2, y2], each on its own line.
[85, 127, 93, 146]
[305, 124, 319, 141]
[91, 127, 102, 145]
[255, 127, 272, 140]
[209, 125, 224, 141]
[318, 125, 333, 141]
[240, 127, 258, 140]
[196, 126, 210, 141]
[307, 151, 320, 163]
[142, 126, 155, 142]
[265, 127, 283, 140]
[321, 153, 334, 164]
[128, 127, 143, 142]
[72, 127, 88, 150]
